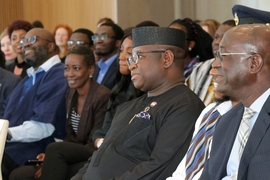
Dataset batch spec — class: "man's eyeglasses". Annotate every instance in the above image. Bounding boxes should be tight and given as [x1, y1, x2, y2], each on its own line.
[215, 50, 248, 61]
[127, 50, 166, 66]
[67, 40, 89, 46]
[19, 36, 51, 47]
[91, 34, 115, 41]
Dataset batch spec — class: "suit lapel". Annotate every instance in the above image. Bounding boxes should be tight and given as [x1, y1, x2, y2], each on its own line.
[238, 96, 270, 179]
[207, 103, 243, 179]
[93, 66, 100, 80]
[76, 80, 98, 141]
[224, 104, 244, 150]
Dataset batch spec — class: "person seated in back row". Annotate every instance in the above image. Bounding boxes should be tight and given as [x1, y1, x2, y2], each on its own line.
[92, 23, 124, 90]
[0, 51, 21, 116]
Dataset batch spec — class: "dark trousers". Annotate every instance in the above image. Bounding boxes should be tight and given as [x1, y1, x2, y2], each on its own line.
[2, 153, 19, 180]
[41, 142, 93, 180]
[9, 165, 38, 180]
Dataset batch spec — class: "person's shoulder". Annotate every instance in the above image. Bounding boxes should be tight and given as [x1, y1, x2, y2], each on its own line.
[0, 68, 21, 81]
[194, 58, 215, 73]
[92, 79, 111, 93]
[171, 85, 205, 107]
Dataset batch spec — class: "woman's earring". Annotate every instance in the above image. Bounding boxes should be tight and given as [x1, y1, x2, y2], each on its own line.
[188, 47, 192, 51]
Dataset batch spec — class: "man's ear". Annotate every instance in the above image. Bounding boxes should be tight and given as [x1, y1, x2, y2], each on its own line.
[48, 43, 57, 53]
[250, 54, 263, 74]
[188, 40, 196, 50]
[163, 50, 174, 68]
[115, 40, 122, 48]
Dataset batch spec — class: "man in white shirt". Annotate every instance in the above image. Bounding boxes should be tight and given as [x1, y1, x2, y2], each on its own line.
[2, 28, 68, 180]
[200, 24, 270, 180]
[167, 91, 237, 180]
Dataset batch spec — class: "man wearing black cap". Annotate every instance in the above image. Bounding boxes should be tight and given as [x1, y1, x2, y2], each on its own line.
[71, 27, 205, 180]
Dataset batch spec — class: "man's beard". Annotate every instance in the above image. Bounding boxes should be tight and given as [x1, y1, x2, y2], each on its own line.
[24, 46, 48, 68]
[95, 46, 116, 57]
[215, 95, 230, 104]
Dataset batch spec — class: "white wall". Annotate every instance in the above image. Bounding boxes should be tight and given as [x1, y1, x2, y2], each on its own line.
[192, 0, 270, 23]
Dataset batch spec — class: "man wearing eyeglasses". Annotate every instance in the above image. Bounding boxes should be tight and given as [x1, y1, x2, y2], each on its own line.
[67, 28, 94, 51]
[200, 24, 270, 180]
[91, 23, 124, 90]
[2, 28, 67, 179]
[71, 27, 204, 180]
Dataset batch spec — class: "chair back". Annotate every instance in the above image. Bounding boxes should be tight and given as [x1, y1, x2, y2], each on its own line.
[0, 120, 9, 180]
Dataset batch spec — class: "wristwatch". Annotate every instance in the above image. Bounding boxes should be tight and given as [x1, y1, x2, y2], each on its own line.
[96, 138, 104, 148]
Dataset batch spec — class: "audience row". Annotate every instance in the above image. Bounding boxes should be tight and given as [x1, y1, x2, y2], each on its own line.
[0, 4, 270, 180]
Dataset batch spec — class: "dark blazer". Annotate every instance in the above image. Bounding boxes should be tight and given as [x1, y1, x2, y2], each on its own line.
[92, 57, 117, 90]
[0, 68, 21, 116]
[65, 79, 111, 150]
[201, 96, 270, 180]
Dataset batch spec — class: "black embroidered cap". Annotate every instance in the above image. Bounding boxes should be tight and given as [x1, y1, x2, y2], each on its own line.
[232, 4, 270, 25]
[132, 27, 186, 49]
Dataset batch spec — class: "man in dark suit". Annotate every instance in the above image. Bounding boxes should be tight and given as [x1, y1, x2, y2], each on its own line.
[200, 23, 270, 180]
[0, 51, 21, 116]
[92, 23, 124, 90]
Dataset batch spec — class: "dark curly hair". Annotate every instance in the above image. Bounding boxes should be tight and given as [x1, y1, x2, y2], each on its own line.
[7, 20, 33, 38]
[169, 18, 214, 62]
[100, 23, 124, 41]
[66, 45, 95, 67]
[73, 28, 94, 46]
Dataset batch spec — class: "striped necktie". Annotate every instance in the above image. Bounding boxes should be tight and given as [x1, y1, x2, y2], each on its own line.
[228, 107, 256, 180]
[238, 107, 256, 158]
[185, 105, 220, 180]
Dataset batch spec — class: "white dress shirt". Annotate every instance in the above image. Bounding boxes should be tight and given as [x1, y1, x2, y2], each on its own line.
[167, 100, 233, 180]
[223, 88, 270, 180]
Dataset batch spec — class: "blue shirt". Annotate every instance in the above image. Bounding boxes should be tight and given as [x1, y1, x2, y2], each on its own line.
[96, 54, 117, 84]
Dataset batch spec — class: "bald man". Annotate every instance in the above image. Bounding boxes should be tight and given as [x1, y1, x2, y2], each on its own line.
[2, 28, 68, 179]
[201, 24, 270, 179]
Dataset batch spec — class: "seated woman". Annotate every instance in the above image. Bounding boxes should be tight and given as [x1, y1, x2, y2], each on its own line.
[92, 31, 144, 148]
[53, 24, 73, 62]
[6, 20, 33, 78]
[9, 46, 111, 180]
[169, 18, 214, 79]
[41, 30, 144, 180]
[0, 29, 17, 68]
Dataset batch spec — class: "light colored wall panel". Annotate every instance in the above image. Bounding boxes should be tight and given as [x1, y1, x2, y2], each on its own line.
[0, 0, 24, 32]
[194, 0, 270, 24]
[22, 0, 116, 33]
[117, 0, 175, 29]
[0, 0, 116, 34]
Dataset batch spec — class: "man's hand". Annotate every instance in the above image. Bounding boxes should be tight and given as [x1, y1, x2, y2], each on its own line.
[7, 133, 12, 140]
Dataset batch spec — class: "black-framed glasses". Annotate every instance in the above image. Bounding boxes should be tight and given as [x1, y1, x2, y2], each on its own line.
[19, 36, 51, 46]
[127, 50, 166, 66]
[91, 34, 115, 41]
[215, 50, 248, 61]
[67, 40, 89, 46]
